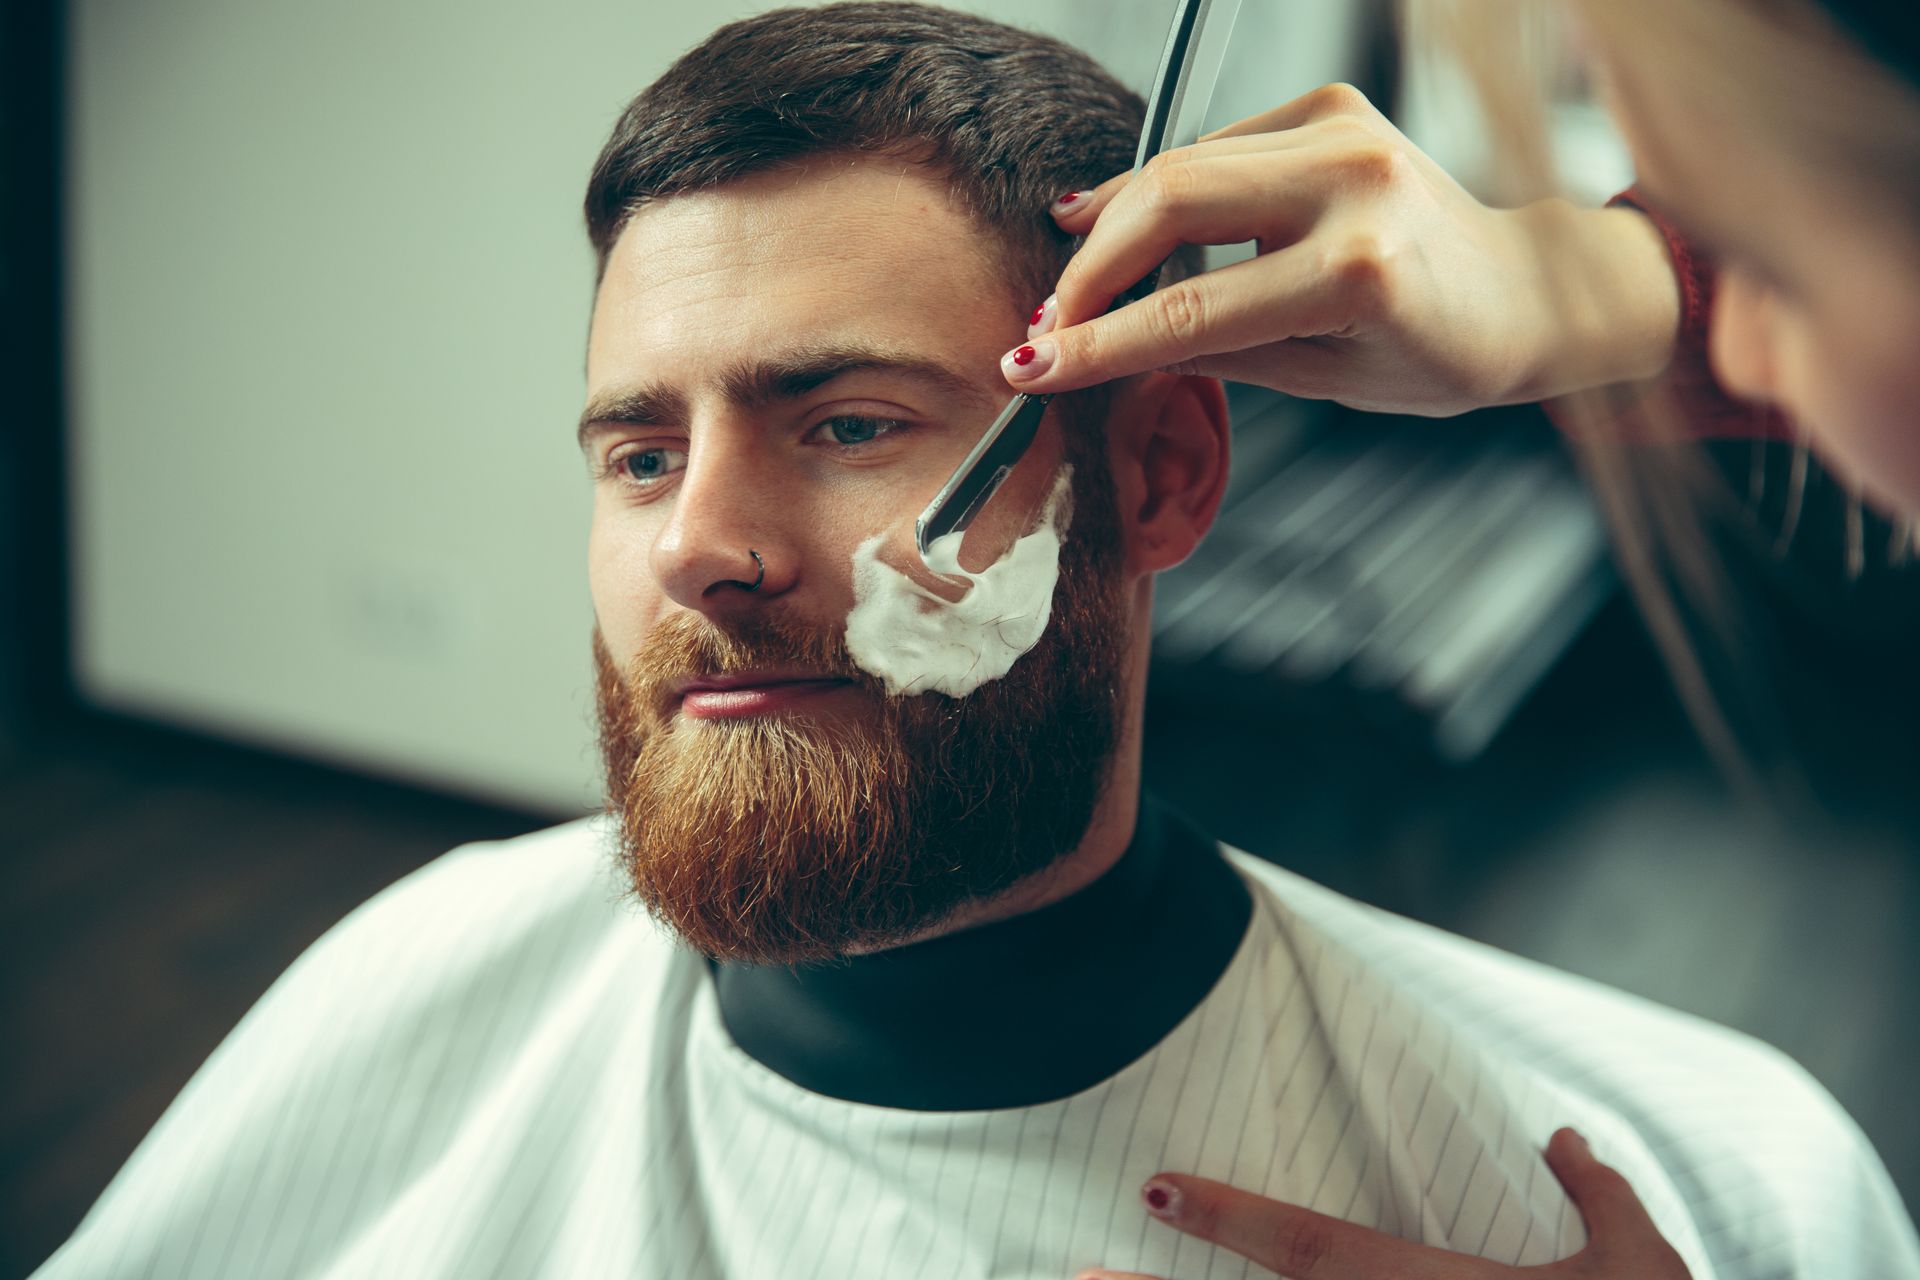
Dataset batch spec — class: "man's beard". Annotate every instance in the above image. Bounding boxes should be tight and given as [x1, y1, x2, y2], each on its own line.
[595, 464, 1129, 965]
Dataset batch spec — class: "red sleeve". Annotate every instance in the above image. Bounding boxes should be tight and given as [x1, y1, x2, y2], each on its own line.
[1546, 186, 1792, 441]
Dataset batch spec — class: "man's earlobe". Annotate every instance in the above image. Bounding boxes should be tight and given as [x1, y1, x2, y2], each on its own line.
[1128, 374, 1230, 575]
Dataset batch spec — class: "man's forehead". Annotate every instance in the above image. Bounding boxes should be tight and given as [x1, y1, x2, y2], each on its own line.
[587, 155, 1026, 402]
[601, 155, 998, 294]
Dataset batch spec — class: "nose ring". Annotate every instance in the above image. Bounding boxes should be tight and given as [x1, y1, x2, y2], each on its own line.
[719, 549, 764, 594]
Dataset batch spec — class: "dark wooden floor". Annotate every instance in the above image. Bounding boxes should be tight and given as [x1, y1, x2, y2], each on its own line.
[4, 602, 1915, 1277]
[0, 722, 550, 1278]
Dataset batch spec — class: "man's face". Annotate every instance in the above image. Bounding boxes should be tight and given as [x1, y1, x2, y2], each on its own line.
[584, 154, 1077, 669]
[584, 155, 1129, 963]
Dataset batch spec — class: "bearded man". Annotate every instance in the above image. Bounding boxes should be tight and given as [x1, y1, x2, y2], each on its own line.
[39, 6, 1917, 1280]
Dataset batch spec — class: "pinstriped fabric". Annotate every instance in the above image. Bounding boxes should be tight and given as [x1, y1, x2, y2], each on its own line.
[35, 820, 1920, 1279]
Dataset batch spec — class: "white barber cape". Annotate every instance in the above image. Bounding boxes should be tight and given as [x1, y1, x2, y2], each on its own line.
[37, 800, 1920, 1280]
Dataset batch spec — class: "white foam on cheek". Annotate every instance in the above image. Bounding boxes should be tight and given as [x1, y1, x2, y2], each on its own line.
[845, 467, 1073, 697]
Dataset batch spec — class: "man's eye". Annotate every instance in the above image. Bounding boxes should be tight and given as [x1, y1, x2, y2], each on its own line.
[610, 447, 688, 484]
[816, 416, 905, 447]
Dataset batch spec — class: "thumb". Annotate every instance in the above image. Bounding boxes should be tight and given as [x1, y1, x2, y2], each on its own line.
[1545, 1128, 1690, 1274]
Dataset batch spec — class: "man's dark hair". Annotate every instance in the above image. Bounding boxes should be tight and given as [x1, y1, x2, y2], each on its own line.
[584, 2, 1151, 302]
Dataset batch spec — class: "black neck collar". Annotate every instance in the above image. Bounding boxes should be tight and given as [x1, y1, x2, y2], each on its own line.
[708, 795, 1253, 1111]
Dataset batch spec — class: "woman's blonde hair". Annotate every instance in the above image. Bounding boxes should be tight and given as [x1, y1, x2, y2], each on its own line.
[1416, 0, 1920, 793]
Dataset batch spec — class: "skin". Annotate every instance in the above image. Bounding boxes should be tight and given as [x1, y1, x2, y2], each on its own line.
[1032, 89, 1701, 1280]
[1018, 76, 1920, 524]
[1001, 13, 1920, 1280]
[1595, 46, 1920, 519]
[582, 152, 1231, 941]
[1080, 1129, 1688, 1280]
[1007, 84, 1683, 417]
[585, 152, 1681, 1279]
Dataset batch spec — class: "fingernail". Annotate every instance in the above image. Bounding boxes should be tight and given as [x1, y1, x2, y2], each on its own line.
[1027, 294, 1057, 337]
[1051, 190, 1082, 214]
[1567, 1128, 1592, 1157]
[1002, 339, 1055, 382]
[1142, 1178, 1179, 1217]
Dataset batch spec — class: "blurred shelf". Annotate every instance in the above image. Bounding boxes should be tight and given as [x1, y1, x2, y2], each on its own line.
[1150, 388, 1615, 762]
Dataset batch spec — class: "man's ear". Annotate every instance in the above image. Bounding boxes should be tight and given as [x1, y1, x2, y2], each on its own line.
[1115, 373, 1230, 576]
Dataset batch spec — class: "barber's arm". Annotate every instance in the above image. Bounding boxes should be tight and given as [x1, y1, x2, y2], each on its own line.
[1029, 87, 1701, 1280]
[1076, 1128, 1691, 1280]
[1005, 84, 1680, 419]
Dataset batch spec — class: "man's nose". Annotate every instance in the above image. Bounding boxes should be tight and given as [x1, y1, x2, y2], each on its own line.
[650, 446, 795, 616]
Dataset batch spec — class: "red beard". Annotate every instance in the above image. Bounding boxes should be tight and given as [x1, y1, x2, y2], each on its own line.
[595, 466, 1128, 964]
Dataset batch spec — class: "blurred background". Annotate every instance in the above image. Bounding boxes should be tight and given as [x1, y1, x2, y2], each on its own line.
[3, 0, 1916, 1274]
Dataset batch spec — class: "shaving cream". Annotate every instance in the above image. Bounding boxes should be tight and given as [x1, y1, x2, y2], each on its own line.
[845, 467, 1073, 697]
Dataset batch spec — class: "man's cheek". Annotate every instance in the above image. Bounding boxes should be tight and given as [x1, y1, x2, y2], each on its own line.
[810, 461, 939, 530]
[586, 535, 663, 659]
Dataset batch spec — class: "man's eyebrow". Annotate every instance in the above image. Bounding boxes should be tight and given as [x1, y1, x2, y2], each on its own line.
[576, 385, 687, 450]
[577, 345, 992, 451]
[719, 345, 992, 415]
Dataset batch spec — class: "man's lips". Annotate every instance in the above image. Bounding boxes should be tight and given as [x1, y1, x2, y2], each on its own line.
[673, 670, 857, 720]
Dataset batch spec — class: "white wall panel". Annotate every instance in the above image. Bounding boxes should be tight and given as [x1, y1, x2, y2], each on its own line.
[69, 1, 1363, 813]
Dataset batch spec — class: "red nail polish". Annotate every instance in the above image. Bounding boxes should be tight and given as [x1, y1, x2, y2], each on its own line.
[1011, 345, 1037, 367]
[1142, 1177, 1181, 1216]
[1029, 303, 1046, 326]
[1057, 190, 1080, 205]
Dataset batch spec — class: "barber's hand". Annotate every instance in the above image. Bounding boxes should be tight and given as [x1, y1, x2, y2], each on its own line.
[1010, 84, 1679, 417]
[1074, 1128, 1692, 1280]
